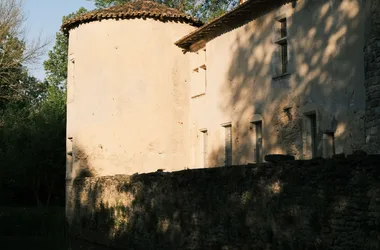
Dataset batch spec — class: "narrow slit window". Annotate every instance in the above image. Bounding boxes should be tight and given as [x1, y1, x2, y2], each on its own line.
[224, 125, 232, 166]
[281, 43, 288, 74]
[305, 113, 317, 159]
[323, 131, 335, 158]
[274, 17, 288, 76]
[310, 114, 317, 158]
[280, 18, 287, 38]
[253, 121, 263, 163]
[200, 130, 208, 168]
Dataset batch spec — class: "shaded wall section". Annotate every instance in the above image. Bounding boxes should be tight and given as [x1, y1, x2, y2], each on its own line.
[69, 155, 380, 250]
[190, 0, 366, 167]
[364, 0, 380, 153]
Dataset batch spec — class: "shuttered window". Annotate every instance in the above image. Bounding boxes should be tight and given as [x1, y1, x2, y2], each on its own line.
[274, 17, 288, 76]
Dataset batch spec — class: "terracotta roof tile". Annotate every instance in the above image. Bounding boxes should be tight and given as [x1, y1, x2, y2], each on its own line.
[61, 0, 203, 33]
[175, 0, 293, 51]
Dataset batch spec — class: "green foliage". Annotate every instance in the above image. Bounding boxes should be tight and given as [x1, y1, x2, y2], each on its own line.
[90, 0, 127, 8]
[0, 0, 47, 102]
[88, 0, 238, 22]
[43, 7, 88, 90]
[43, 32, 68, 90]
[0, 36, 26, 101]
[0, 7, 88, 207]
[0, 68, 48, 111]
[0, 84, 66, 206]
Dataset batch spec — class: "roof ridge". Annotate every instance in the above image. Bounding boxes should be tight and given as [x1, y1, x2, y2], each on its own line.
[175, 0, 293, 51]
[61, 0, 203, 33]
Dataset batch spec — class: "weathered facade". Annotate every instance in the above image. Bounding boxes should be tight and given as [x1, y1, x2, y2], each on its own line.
[63, 0, 379, 201]
[184, 0, 368, 168]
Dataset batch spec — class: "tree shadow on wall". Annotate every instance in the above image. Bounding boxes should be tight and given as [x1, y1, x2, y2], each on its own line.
[67, 0, 380, 249]
[69, 155, 380, 250]
[217, 0, 366, 164]
[72, 146, 97, 179]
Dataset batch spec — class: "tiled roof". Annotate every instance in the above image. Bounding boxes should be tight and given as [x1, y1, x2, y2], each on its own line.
[61, 0, 203, 33]
[175, 0, 293, 52]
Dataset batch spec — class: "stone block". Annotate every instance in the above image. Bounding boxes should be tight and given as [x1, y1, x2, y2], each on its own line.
[69, 154, 380, 250]
[264, 154, 295, 163]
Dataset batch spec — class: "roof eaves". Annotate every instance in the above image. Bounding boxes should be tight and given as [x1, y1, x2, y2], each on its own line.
[61, 2, 204, 34]
[175, 0, 294, 52]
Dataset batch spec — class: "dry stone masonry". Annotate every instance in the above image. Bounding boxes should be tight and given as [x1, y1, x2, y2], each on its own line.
[69, 155, 380, 250]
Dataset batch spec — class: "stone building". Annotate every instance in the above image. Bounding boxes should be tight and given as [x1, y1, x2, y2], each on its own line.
[62, 0, 379, 181]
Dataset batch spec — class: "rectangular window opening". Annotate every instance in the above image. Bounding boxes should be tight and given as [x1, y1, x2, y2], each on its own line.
[280, 18, 287, 38]
[224, 125, 232, 166]
[323, 131, 335, 158]
[328, 132, 335, 156]
[200, 130, 208, 168]
[274, 17, 288, 77]
[280, 43, 288, 74]
[253, 121, 263, 163]
[307, 113, 317, 158]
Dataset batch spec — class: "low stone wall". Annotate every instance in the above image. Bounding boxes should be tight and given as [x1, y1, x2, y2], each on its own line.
[69, 155, 380, 250]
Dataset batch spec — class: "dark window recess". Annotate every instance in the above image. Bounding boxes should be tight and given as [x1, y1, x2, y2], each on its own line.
[324, 131, 335, 158]
[275, 18, 288, 76]
[280, 18, 287, 38]
[281, 43, 288, 74]
[225, 125, 232, 166]
[309, 113, 317, 158]
[254, 121, 263, 163]
[202, 130, 208, 167]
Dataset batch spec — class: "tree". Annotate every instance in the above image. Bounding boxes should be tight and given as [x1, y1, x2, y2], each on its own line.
[0, 4, 87, 207]
[44, 7, 88, 90]
[1, 7, 90, 207]
[0, 83, 66, 207]
[88, 0, 238, 22]
[0, 0, 47, 102]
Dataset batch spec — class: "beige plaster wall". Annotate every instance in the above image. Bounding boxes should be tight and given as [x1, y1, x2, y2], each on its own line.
[66, 19, 196, 178]
[190, 0, 366, 167]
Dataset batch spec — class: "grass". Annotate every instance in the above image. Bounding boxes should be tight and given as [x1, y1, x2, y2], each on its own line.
[0, 206, 66, 237]
[0, 206, 67, 250]
[0, 206, 111, 249]
[0, 236, 68, 250]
